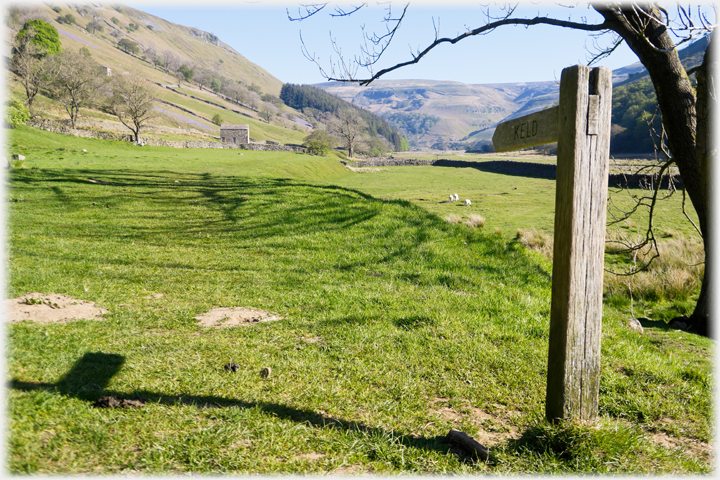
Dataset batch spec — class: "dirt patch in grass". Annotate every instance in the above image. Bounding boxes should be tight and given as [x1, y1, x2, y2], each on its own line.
[292, 453, 326, 461]
[195, 307, 282, 327]
[430, 398, 520, 448]
[645, 418, 714, 462]
[6, 293, 108, 323]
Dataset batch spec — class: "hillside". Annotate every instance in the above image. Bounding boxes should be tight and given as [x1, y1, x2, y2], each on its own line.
[5, 3, 310, 146]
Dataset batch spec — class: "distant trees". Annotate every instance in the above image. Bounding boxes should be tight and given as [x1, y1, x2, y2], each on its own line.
[385, 112, 439, 136]
[280, 83, 407, 151]
[610, 79, 662, 153]
[108, 73, 157, 143]
[363, 136, 388, 157]
[55, 13, 76, 25]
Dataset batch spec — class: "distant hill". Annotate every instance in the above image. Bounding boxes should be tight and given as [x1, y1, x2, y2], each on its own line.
[314, 34, 711, 152]
[315, 79, 559, 150]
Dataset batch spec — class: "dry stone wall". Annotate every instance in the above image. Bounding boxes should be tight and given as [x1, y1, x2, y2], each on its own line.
[27, 119, 134, 142]
[27, 120, 307, 153]
[351, 157, 682, 188]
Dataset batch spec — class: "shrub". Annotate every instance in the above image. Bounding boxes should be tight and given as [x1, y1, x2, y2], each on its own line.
[212, 113, 223, 126]
[111, 17, 120, 25]
[52, 6, 62, 13]
[6, 98, 30, 127]
[303, 129, 334, 156]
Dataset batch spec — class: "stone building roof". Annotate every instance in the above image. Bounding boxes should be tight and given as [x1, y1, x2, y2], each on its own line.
[220, 125, 249, 130]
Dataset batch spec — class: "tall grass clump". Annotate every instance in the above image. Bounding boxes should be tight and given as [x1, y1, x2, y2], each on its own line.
[465, 214, 485, 228]
[444, 213, 462, 224]
[604, 232, 704, 303]
[515, 229, 553, 258]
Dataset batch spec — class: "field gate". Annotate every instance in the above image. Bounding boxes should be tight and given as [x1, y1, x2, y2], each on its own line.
[492, 65, 612, 421]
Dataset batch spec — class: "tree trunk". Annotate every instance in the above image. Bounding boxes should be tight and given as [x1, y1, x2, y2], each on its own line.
[689, 36, 715, 336]
[596, 5, 711, 335]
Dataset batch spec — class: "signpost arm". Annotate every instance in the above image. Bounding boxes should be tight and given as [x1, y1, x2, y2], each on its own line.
[545, 65, 612, 421]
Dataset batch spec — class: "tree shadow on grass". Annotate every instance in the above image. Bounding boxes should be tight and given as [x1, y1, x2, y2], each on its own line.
[432, 159, 557, 180]
[10, 167, 551, 290]
[9, 351, 463, 462]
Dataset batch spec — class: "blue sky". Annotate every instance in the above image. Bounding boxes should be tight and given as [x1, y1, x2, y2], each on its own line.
[127, 1, 661, 86]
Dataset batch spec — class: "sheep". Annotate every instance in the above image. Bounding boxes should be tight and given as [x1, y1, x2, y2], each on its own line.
[449, 194, 454, 202]
[454, 194, 459, 201]
[465, 199, 472, 206]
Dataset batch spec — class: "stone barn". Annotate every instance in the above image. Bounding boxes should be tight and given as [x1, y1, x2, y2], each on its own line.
[220, 125, 249, 145]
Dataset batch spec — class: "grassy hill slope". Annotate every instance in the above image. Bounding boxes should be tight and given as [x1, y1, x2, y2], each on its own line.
[6, 3, 311, 145]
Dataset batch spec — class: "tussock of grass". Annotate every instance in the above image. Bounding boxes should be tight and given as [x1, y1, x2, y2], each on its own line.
[444, 213, 462, 224]
[604, 233, 704, 303]
[465, 214, 485, 228]
[515, 229, 553, 258]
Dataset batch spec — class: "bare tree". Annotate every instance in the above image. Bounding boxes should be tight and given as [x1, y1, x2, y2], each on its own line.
[50, 50, 105, 129]
[330, 109, 365, 158]
[194, 68, 212, 91]
[144, 45, 161, 67]
[109, 73, 158, 143]
[260, 104, 274, 123]
[162, 50, 180, 73]
[294, 3, 716, 335]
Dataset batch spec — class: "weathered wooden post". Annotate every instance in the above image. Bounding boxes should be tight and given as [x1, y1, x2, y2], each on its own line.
[492, 65, 612, 422]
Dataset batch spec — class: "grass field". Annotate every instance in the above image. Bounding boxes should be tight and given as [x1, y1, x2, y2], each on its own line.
[5, 126, 713, 474]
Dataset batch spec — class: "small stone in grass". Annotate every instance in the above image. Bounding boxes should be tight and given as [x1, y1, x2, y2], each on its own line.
[223, 362, 240, 372]
[260, 367, 271, 378]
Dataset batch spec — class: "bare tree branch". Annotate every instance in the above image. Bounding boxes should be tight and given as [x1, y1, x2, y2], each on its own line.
[287, 3, 328, 22]
[323, 13, 610, 85]
[331, 3, 366, 17]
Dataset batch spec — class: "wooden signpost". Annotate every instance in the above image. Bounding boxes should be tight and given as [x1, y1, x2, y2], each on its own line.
[492, 65, 612, 422]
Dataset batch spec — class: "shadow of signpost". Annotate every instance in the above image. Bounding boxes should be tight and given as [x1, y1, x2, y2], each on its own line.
[9, 351, 461, 461]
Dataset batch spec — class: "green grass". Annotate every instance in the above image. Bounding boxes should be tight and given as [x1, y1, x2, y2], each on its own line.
[6, 126, 713, 474]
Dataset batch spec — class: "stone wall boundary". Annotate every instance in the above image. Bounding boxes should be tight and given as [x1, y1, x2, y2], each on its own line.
[26, 120, 306, 153]
[350, 157, 682, 189]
